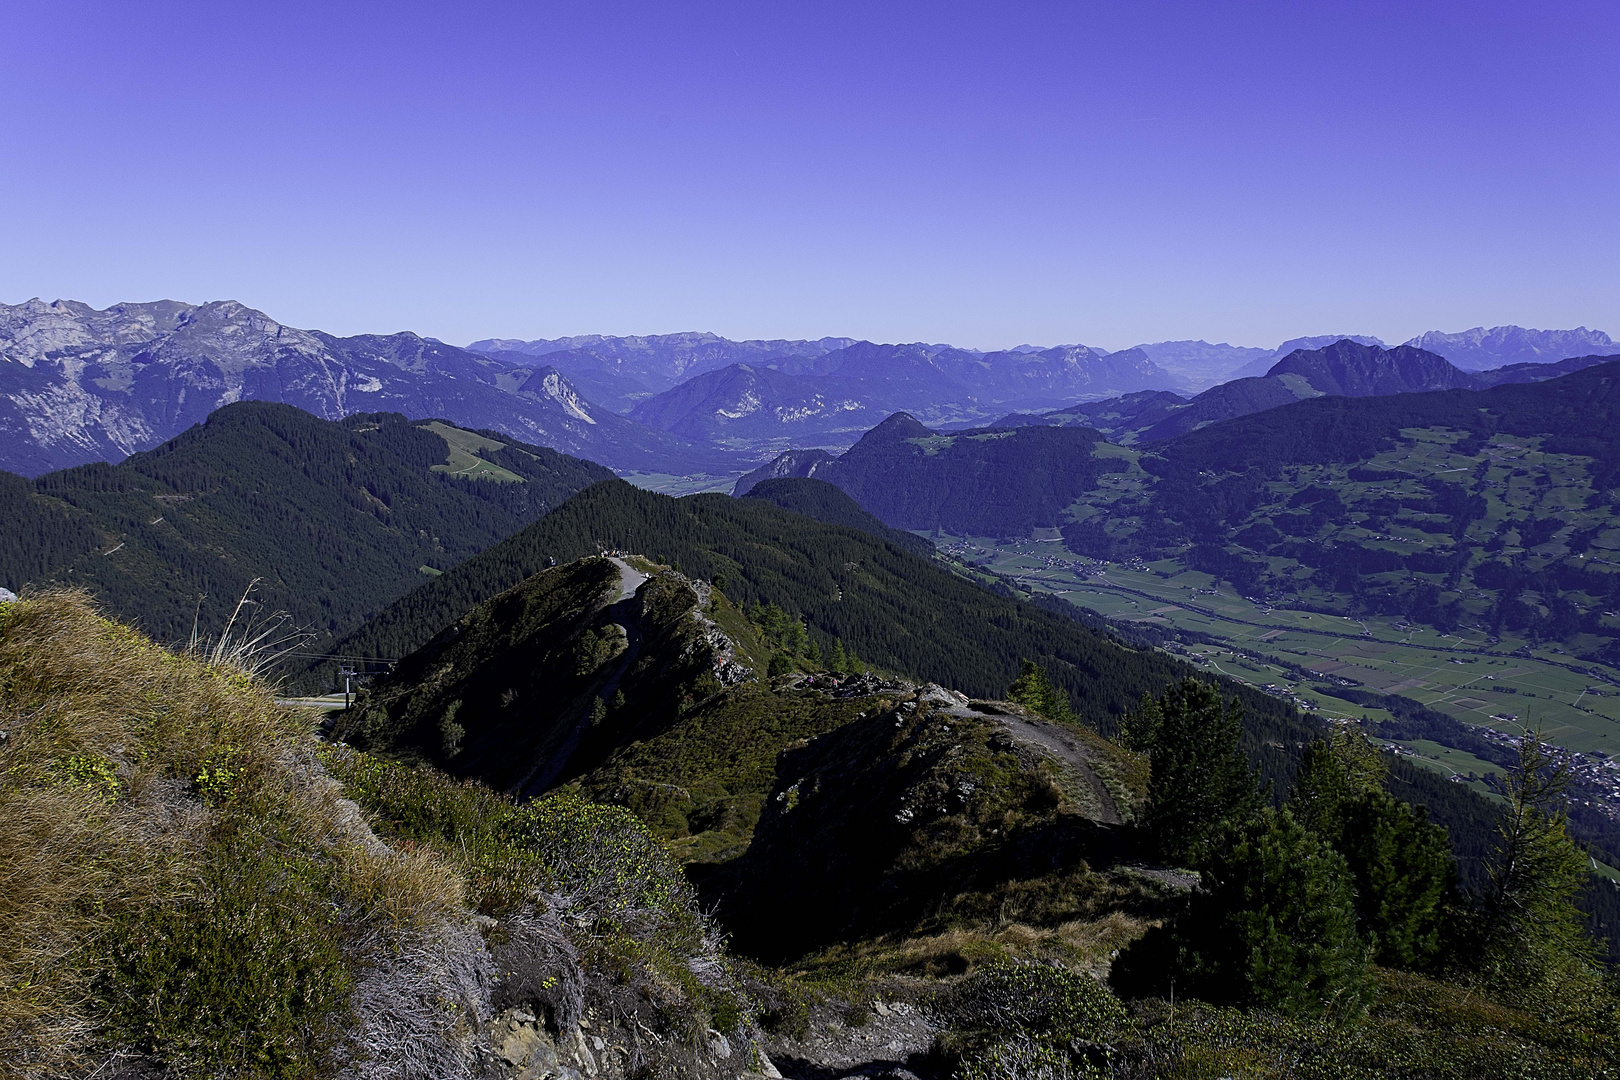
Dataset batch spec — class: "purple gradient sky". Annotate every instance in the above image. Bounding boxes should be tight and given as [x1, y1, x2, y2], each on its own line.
[2, 1, 1615, 350]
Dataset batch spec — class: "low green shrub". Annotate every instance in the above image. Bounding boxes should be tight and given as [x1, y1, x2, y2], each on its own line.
[939, 960, 1127, 1046]
[104, 829, 353, 1078]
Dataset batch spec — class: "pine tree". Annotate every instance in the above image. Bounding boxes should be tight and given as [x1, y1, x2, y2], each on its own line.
[1007, 659, 1076, 724]
[1172, 807, 1369, 1017]
[1476, 731, 1602, 1014]
[1288, 725, 1386, 845]
[1340, 790, 1454, 970]
[1139, 679, 1261, 864]
[1289, 727, 1454, 971]
[1118, 692, 1161, 753]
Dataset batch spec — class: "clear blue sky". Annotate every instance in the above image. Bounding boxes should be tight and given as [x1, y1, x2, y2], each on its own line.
[2, 1, 1615, 350]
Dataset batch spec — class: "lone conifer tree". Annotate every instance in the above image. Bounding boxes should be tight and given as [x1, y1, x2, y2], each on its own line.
[1171, 807, 1369, 1017]
[1288, 726, 1454, 970]
[1477, 730, 1601, 1014]
[1007, 659, 1076, 724]
[1289, 725, 1386, 844]
[1135, 678, 1260, 864]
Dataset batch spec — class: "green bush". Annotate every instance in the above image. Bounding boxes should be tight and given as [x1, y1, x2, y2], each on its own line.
[1134, 679, 1262, 864]
[1169, 808, 1369, 1017]
[957, 1032, 1103, 1080]
[939, 961, 1126, 1079]
[940, 960, 1127, 1041]
[511, 790, 699, 941]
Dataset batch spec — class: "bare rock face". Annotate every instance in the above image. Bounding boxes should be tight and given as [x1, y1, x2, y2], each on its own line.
[0, 298, 736, 476]
[1404, 325, 1620, 371]
[491, 1008, 581, 1079]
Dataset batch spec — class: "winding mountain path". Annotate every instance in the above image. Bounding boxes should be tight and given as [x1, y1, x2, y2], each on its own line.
[933, 696, 1124, 825]
[998, 713, 1124, 825]
[607, 556, 649, 601]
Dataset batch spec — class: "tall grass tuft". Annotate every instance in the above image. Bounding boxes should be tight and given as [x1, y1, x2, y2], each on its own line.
[0, 591, 469, 1076]
[184, 577, 311, 680]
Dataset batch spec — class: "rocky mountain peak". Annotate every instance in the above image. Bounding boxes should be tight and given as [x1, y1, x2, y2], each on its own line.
[0, 297, 741, 476]
[1402, 325, 1620, 371]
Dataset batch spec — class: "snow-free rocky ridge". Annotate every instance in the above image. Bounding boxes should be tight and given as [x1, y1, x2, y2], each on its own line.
[0, 298, 736, 475]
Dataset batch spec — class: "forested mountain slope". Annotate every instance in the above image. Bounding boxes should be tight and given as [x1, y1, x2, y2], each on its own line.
[317, 479, 1316, 787]
[0, 401, 612, 650]
[731, 413, 1124, 535]
[1062, 361, 1620, 660]
[739, 476, 937, 557]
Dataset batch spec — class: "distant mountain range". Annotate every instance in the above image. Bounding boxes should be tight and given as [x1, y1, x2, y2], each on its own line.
[5, 299, 1613, 479]
[618, 342, 1180, 449]
[472, 335, 1184, 444]
[1128, 328, 1620, 389]
[466, 331, 861, 412]
[1403, 325, 1619, 371]
[1131, 340, 1275, 387]
[0, 299, 738, 476]
[999, 340, 1618, 445]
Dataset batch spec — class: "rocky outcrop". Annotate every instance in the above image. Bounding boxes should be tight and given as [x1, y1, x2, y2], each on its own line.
[709, 687, 1159, 963]
[333, 558, 763, 795]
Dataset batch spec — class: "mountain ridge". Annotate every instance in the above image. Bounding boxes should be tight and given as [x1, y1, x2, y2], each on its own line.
[1404, 325, 1620, 371]
[0, 298, 738, 476]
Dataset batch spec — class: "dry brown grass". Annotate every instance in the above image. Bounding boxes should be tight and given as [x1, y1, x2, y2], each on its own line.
[0, 592, 469, 1076]
[794, 911, 1155, 987]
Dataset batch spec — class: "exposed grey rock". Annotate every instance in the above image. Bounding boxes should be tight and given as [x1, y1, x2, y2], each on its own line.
[1404, 325, 1620, 371]
[0, 298, 738, 476]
